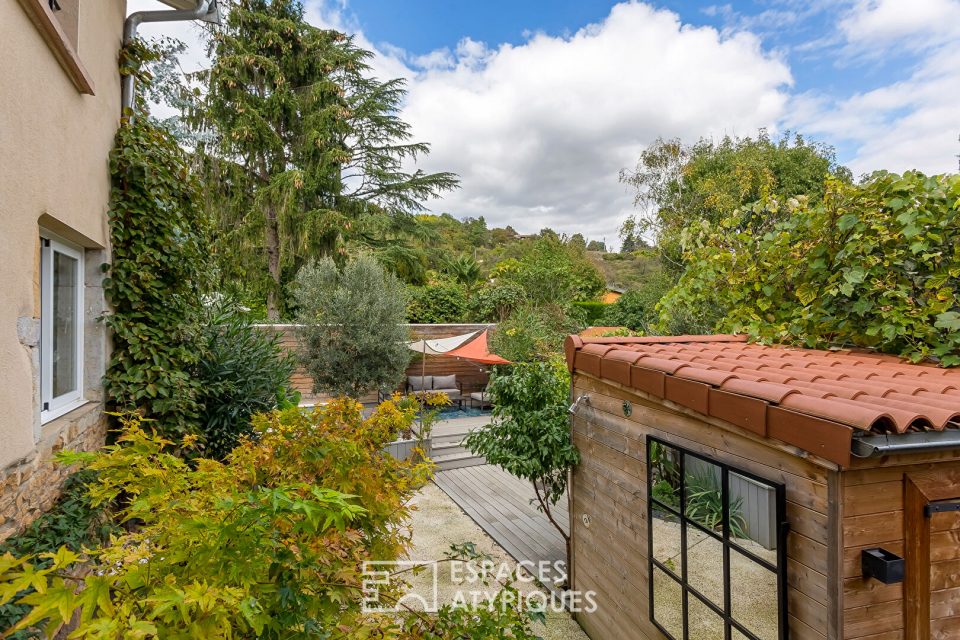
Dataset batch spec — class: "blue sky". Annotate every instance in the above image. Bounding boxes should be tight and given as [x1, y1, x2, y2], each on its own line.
[341, 0, 957, 171]
[133, 0, 960, 246]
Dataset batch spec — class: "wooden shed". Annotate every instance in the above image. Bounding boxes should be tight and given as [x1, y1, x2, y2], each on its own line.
[563, 334, 960, 640]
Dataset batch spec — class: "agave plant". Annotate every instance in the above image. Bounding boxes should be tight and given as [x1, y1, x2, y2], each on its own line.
[445, 254, 483, 291]
[684, 469, 748, 538]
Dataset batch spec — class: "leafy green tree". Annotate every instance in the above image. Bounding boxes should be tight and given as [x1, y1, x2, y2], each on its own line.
[490, 305, 584, 363]
[538, 227, 560, 241]
[466, 281, 527, 323]
[618, 217, 647, 253]
[464, 360, 579, 566]
[661, 171, 960, 363]
[620, 132, 850, 272]
[293, 256, 411, 397]
[586, 239, 606, 252]
[491, 225, 519, 246]
[604, 272, 677, 333]
[568, 233, 587, 250]
[502, 237, 605, 305]
[462, 216, 492, 248]
[194, 0, 457, 319]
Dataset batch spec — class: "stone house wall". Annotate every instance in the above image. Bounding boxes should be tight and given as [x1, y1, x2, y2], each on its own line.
[0, 1, 125, 540]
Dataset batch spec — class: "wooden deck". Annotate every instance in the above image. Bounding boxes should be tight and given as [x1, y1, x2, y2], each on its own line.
[432, 464, 569, 575]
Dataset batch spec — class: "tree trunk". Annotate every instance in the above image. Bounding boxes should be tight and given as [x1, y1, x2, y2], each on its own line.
[532, 480, 571, 586]
[265, 205, 281, 321]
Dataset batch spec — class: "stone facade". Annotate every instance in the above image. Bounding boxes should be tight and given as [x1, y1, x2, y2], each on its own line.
[0, 404, 107, 541]
[1, 2, 124, 540]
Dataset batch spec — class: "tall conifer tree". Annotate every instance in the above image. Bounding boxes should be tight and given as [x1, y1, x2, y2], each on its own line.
[194, 0, 456, 318]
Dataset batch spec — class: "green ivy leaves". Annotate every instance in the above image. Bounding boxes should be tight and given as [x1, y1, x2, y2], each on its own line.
[661, 171, 960, 365]
[103, 115, 210, 436]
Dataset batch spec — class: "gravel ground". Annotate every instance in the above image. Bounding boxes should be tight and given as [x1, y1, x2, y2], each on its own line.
[405, 482, 590, 640]
[651, 517, 779, 639]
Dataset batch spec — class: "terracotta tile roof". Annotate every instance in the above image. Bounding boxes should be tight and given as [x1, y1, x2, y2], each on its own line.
[565, 334, 960, 466]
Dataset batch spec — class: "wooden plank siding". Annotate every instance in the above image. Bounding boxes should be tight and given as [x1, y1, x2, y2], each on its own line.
[569, 374, 836, 640]
[259, 324, 496, 404]
[840, 458, 960, 639]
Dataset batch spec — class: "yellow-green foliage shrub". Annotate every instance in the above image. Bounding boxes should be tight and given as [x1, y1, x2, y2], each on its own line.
[0, 399, 542, 639]
[0, 400, 434, 638]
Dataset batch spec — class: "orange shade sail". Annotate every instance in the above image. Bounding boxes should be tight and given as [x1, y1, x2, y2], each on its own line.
[443, 330, 511, 365]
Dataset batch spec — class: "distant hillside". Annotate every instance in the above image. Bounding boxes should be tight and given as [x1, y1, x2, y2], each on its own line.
[587, 250, 660, 291]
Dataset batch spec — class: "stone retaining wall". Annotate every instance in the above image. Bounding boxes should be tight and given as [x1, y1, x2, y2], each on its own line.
[0, 403, 107, 541]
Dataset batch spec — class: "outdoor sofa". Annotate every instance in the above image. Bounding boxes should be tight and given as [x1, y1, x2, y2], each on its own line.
[406, 375, 463, 405]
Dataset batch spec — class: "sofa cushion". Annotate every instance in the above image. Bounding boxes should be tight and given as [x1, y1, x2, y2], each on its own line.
[408, 375, 432, 391]
[433, 374, 456, 390]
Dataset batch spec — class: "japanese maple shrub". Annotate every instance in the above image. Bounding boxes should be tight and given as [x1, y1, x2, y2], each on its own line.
[0, 399, 543, 638]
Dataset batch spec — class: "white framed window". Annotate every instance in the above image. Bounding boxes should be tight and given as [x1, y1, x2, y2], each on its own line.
[40, 231, 85, 423]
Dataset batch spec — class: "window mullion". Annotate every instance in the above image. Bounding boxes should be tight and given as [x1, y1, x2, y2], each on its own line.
[722, 466, 732, 640]
[648, 435, 786, 640]
[40, 238, 52, 410]
[679, 452, 689, 640]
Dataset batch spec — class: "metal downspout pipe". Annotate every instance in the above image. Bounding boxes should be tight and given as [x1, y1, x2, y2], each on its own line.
[121, 0, 215, 119]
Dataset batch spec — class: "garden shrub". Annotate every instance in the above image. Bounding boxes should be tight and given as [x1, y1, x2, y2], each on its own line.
[489, 304, 584, 363]
[0, 471, 117, 638]
[0, 402, 541, 638]
[571, 301, 608, 326]
[503, 237, 606, 304]
[406, 281, 468, 323]
[293, 256, 411, 398]
[661, 171, 960, 363]
[466, 281, 527, 323]
[603, 271, 678, 333]
[194, 299, 297, 459]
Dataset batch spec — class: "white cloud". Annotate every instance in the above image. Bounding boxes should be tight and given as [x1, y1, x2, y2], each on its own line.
[126, 1, 792, 246]
[398, 2, 792, 244]
[787, 0, 960, 176]
[840, 0, 960, 51]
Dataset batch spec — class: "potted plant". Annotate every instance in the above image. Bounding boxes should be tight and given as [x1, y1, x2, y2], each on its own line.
[383, 391, 451, 461]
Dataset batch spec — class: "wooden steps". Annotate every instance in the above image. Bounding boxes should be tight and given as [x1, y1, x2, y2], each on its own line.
[429, 416, 490, 471]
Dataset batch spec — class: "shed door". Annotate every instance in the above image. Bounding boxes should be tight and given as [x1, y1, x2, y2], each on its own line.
[904, 471, 960, 639]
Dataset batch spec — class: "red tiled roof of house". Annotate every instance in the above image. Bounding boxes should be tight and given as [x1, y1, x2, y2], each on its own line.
[565, 334, 960, 465]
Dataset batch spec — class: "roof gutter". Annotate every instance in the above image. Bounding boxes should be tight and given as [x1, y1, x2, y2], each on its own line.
[121, 0, 219, 120]
[851, 431, 960, 458]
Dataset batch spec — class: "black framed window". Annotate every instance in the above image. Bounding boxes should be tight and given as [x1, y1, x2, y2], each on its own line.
[647, 436, 789, 640]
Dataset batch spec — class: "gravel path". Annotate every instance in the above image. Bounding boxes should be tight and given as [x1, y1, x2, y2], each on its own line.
[406, 482, 590, 640]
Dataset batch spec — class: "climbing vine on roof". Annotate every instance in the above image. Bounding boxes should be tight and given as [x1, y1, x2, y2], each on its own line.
[659, 171, 960, 364]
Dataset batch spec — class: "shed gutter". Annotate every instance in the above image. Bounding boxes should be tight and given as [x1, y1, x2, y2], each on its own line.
[121, 0, 219, 119]
[852, 431, 960, 458]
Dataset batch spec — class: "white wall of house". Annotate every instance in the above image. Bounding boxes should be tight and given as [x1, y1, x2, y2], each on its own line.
[0, 0, 125, 537]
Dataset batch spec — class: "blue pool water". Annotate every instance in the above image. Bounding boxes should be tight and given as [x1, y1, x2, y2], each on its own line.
[437, 406, 491, 419]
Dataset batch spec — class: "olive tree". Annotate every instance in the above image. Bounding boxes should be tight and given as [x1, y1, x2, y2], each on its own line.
[293, 256, 410, 398]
